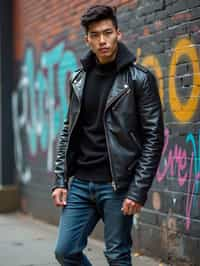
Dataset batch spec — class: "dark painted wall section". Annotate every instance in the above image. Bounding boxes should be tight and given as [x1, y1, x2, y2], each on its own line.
[11, 0, 200, 265]
[0, 0, 15, 186]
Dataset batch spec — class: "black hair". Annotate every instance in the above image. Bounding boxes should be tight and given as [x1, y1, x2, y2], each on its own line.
[81, 5, 118, 33]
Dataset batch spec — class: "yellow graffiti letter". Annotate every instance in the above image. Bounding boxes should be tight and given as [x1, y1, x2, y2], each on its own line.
[169, 38, 200, 122]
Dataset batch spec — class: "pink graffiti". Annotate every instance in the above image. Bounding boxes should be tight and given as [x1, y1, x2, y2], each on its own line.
[157, 128, 189, 186]
[156, 128, 200, 230]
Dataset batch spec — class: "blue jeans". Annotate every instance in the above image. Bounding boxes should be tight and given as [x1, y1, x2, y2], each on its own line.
[55, 177, 133, 265]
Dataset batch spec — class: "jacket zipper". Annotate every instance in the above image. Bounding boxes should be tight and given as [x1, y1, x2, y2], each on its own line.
[129, 131, 142, 151]
[103, 116, 117, 191]
[103, 86, 131, 191]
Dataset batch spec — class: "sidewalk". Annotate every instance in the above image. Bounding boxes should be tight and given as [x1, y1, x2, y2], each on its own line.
[0, 212, 167, 266]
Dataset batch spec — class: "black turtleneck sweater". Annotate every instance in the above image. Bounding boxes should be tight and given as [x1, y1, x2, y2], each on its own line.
[74, 59, 117, 182]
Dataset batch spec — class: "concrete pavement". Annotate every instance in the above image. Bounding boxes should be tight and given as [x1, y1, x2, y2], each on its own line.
[0, 212, 167, 266]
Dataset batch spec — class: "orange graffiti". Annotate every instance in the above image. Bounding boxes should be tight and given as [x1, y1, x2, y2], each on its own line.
[169, 38, 200, 122]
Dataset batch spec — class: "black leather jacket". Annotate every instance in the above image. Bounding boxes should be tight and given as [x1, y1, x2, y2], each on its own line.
[53, 45, 164, 206]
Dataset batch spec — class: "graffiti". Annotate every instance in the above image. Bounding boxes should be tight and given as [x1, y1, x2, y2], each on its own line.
[140, 37, 200, 230]
[140, 38, 200, 122]
[12, 41, 78, 183]
[169, 38, 200, 122]
[156, 128, 200, 230]
[136, 36, 200, 235]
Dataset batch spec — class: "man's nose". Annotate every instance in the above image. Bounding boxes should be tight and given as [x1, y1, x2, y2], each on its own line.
[99, 34, 106, 44]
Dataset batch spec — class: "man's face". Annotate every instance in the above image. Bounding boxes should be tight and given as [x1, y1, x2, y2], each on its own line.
[85, 19, 121, 64]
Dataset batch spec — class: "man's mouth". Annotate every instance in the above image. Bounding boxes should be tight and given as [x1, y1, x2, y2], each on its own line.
[99, 48, 109, 53]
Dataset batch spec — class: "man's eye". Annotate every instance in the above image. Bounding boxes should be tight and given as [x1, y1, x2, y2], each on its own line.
[104, 31, 112, 35]
[90, 33, 98, 38]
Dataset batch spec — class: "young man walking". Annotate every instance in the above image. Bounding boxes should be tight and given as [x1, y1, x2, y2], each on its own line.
[52, 5, 164, 266]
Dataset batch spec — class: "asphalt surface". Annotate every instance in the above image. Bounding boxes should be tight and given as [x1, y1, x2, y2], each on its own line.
[0, 212, 167, 266]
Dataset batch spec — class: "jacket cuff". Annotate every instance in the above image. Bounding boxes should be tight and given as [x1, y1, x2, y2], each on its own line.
[51, 175, 68, 193]
[126, 189, 147, 206]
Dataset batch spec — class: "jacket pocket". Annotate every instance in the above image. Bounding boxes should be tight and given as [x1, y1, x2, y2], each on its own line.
[127, 159, 138, 172]
[129, 131, 142, 151]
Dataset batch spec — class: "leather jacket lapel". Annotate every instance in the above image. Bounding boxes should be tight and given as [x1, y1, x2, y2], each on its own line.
[105, 73, 131, 111]
[71, 70, 86, 102]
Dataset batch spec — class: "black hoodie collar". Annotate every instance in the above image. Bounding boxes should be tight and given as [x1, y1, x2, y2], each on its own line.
[80, 42, 136, 72]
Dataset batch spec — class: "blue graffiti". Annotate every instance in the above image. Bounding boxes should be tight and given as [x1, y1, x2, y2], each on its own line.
[12, 41, 78, 182]
[186, 130, 200, 196]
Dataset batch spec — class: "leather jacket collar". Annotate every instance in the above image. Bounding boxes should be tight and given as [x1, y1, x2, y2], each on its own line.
[71, 42, 136, 110]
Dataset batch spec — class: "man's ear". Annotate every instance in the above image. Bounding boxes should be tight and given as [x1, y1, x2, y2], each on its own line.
[84, 35, 89, 46]
[117, 30, 122, 41]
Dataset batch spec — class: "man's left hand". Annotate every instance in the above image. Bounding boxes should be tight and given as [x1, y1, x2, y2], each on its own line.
[121, 198, 142, 215]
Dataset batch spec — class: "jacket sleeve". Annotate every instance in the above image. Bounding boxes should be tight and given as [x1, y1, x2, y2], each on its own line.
[127, 70, 164, 205]
[51, 82, 72, 193]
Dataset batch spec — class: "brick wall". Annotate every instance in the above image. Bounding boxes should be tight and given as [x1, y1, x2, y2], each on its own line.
[12, 0, 200, 264]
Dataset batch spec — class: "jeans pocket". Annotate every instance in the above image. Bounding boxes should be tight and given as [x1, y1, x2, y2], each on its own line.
[68, 176, 75, 190]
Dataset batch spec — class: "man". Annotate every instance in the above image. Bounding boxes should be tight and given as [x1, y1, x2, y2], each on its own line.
[52, 5, 164, 266]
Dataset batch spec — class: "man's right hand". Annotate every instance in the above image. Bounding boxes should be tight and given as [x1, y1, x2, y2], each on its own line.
[51, 188, 67, 207]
